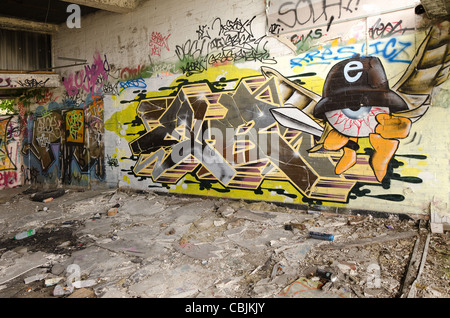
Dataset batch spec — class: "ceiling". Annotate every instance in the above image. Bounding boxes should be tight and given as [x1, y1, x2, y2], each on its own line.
[0, 0, 99, 25]
[0, 0, 449, 26]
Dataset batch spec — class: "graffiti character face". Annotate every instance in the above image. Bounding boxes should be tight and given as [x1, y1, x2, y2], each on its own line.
[325, 106, 389, 137]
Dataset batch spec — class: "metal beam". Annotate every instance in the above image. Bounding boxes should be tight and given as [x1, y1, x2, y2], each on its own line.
[0, 16, 59, 34]
[61, 0, 139, 14]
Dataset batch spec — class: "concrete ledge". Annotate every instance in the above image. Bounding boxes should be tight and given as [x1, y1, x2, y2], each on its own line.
[0, 73, 61, 89]
[0, 17, 58, 34]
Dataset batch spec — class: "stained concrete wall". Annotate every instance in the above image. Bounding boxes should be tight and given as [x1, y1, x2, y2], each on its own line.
[3, 0, 450, 221]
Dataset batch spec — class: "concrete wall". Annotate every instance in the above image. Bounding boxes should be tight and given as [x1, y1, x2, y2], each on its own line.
[7, 0, 450, 219]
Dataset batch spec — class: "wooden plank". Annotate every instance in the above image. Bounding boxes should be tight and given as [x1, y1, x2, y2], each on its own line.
[400, 236, 422, 297]
[407, 233, 431, 298]
[322, 231, 418, 250]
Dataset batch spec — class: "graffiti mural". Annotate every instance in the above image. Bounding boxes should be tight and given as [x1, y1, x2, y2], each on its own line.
[105, 17, 450, 206]
[125, 74, 363, 202]
[0, 116, 22, 189]
[22, 94, 105, 186]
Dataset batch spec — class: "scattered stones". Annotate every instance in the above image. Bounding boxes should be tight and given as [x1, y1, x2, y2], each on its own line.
[0, 187, 447, 298]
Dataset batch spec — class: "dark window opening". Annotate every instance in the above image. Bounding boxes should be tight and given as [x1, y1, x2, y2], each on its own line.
[0, 28, 52, 72]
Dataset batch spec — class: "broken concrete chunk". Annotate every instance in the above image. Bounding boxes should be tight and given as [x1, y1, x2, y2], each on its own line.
[174, 240, 220, 260]
[217, 205, 235, 218]
[53, 284, 74, 296]
[430, 222, 444, 234]
[24, 273, 48, 284]
[51, 264, 66, 276]
[336, 261, 357, 276]
[45, 277, 65, 287]
[234, 209, 276, 222]
[0, 251, 49, 285]
[72, 279, 97, 288]
[213, 220, 226, 227]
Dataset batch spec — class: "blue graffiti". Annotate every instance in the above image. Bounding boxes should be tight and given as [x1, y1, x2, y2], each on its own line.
[290, 38, 412, 68]
[119, 77, 147, 94]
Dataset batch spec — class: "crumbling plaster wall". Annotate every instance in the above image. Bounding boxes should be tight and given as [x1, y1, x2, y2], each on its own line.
[19, 0, 450, 219]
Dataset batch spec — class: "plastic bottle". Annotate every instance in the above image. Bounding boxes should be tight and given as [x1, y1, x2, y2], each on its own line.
[309, 231, 334, 241]
[14, 229, 36, 240]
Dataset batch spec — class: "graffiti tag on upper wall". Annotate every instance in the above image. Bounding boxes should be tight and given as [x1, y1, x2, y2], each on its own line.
[175, 16, 277, 76]
[149, 31, 171, 57]
[266, 0, 418, 35]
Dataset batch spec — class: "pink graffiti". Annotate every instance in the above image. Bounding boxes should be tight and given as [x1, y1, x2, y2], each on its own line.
[0, 171, 18, 188]
[63, 53, 110, 97]
[149, 32, 171, 56]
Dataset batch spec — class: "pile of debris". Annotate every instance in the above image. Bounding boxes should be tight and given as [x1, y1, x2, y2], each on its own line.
[0, 187, 447, 298]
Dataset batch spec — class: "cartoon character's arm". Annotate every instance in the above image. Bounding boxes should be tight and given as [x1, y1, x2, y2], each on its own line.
[367, 114, 412, 182]
[322, 129, 359, 175]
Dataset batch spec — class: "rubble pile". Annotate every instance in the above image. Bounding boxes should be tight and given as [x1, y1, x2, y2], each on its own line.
[0, 187, 448, 298]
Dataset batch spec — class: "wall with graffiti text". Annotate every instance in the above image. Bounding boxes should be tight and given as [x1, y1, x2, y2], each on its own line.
[17, 0, 450, 216]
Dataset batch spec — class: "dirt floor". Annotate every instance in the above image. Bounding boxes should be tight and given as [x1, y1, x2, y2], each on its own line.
[0, 185, 448, 299]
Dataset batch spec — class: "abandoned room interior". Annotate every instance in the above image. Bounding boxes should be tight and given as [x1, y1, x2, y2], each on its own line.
[0, 0, 449, 301]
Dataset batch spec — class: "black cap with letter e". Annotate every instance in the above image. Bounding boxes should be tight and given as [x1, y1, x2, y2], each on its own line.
[313, 55, 408, 120]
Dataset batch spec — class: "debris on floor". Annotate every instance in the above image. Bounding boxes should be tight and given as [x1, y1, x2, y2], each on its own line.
[0, 186, 448, 298]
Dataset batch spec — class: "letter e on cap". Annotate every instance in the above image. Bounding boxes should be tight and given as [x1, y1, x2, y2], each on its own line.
[344, 61, 363, 83]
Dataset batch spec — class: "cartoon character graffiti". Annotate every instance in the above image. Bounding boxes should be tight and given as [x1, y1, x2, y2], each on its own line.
[313, 55, 411, 182]
[269, 21, 449, 182]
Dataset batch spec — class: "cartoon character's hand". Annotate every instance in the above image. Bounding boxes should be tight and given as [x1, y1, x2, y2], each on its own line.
[367, 114, 411, 182]
[374, 114, 411, 139]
